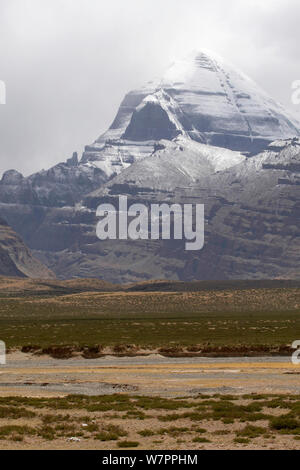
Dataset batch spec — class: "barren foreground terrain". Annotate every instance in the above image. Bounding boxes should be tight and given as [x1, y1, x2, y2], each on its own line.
[0, 353, 299, 449]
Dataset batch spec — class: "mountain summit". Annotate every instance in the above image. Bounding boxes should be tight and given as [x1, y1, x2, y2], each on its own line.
[82, 50, 300, 176]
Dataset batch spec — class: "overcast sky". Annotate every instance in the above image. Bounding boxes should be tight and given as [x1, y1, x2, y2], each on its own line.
[0, 0, 299, 177]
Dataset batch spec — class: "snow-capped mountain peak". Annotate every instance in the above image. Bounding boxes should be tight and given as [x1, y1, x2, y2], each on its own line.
[81, 50, 300, 180]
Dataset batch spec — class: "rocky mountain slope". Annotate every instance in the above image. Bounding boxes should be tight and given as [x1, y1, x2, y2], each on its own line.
[69, 137, 299, 282]
[0, 152, 107, 208]
[0, 217, 55, 278]
[87, 137, 245, 195]
[3, 136, 296, 283]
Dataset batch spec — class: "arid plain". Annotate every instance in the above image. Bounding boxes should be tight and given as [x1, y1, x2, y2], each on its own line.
[0, 277, 299, 449]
